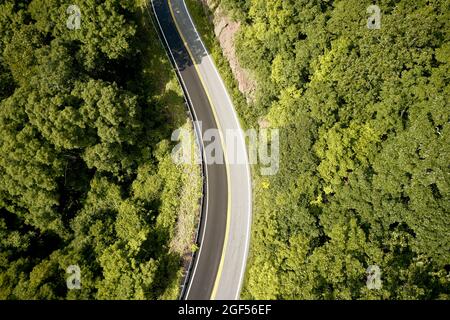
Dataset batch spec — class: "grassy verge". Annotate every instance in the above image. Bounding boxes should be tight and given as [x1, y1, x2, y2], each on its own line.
[135, 0, 203, 299]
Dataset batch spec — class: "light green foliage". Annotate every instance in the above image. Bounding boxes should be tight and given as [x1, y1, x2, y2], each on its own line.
[215, 0, 450, 299]
[96, 243, 157, 300]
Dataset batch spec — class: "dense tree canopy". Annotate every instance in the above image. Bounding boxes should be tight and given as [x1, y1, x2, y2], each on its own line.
[0, 0, 201, 299]
[218, 0, 449, 299]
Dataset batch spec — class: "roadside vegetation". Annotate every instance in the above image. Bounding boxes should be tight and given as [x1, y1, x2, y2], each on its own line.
[185, 0, 251, 128]
[0, 0, 201, 299]
[190, 0, 450, 299]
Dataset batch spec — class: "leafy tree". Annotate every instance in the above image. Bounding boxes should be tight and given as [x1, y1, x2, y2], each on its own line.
[224, 0, 450, 299]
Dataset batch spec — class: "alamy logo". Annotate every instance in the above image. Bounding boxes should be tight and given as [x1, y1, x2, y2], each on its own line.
[171, 122, 280, 176]
[66, 265, 81, 290]
[366, 265, 382, 290]
[367, 5, 381, 30]
[66, 5, 81, 30]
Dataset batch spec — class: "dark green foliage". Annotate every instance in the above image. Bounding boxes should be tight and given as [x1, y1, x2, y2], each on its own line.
[0, 0, 194, 299]
[219, 0, 449, 299]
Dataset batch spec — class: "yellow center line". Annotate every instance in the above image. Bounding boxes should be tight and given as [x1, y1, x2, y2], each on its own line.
[167, 0, 232, 300]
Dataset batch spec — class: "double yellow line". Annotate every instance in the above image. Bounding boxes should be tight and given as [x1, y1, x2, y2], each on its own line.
[167, 0, 231, 300]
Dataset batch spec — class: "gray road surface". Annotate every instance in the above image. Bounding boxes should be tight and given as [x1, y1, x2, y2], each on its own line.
[151, 0, 252, 300]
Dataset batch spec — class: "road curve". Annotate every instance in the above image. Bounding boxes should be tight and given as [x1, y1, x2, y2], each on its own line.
[150, 0, 252, 300]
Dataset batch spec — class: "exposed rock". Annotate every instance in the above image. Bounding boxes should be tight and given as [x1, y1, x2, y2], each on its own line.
[198, 0, 256, 102]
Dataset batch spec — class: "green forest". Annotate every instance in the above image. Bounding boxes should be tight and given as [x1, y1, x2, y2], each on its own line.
[0, 0, 202, 299]
[207, 0, 449, 299]
[1, 0, 449, 301]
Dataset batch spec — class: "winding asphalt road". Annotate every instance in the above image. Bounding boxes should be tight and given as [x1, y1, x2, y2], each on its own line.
[149, 0, 252, 300]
